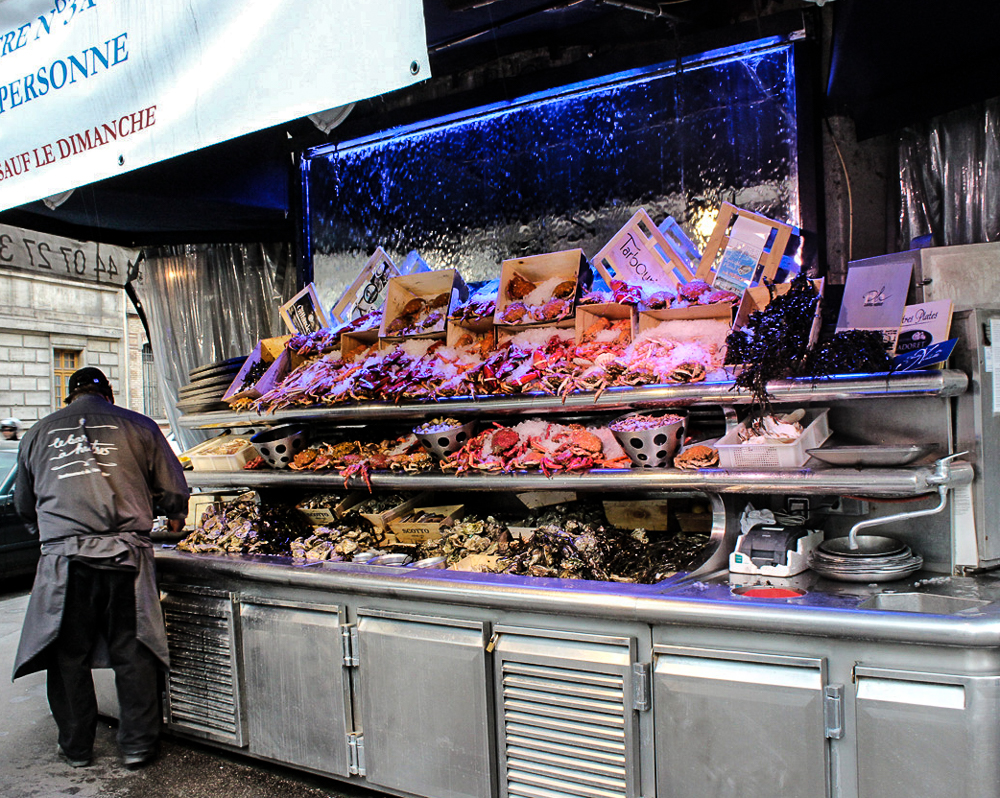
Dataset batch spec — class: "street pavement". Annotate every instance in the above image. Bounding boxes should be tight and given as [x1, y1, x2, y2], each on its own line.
[0, 576, 393, 798]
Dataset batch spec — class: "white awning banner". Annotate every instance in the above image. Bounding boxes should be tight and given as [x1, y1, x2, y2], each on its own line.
[0, 0, 429, 212]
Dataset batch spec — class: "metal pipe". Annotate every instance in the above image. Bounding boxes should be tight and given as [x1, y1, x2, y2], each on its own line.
[847, 485, 948, 549]
[846, 453, 967, 548]
[186, 461, 975, 498]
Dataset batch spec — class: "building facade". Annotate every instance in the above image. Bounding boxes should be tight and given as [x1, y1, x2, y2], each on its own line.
[0, 269, 161, 433]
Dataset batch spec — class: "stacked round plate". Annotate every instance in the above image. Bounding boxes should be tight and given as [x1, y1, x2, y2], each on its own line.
[176, 356, 247, 414]
[809, 535, 923, 582]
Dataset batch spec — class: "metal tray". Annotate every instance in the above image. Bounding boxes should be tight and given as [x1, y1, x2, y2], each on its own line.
[807, 444, 934, 467]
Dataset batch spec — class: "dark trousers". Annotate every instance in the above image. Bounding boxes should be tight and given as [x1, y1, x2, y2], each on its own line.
[47, 561, 161, 759]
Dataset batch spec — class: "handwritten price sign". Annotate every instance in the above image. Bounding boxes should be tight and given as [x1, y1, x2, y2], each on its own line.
[0, 223, 135, 287]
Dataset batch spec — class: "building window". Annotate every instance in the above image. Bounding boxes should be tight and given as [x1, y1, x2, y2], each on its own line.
[52, 349, 80, 407]
[142, 344, 165, 419]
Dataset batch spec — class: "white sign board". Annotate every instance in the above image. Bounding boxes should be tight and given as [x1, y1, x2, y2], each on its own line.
[0, 0, 429, 211]
[0, 222, 136, 286]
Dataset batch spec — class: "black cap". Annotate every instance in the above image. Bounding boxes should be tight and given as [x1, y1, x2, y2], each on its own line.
[66, 367, 113, 402]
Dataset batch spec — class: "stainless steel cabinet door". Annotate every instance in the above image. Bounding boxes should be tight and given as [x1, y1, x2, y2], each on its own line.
[654, 645, 828, 798]
[855, 666, 1000, 798]
[357, 610, 493, 798]
[493, 625, 640, 798]
[241, 598, 352, 776]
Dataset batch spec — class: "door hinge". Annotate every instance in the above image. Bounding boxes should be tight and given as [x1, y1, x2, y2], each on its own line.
[632, 661, 651, 712]
[347, 732, 366, 776]
[341, 624, 359, 667]
[824, 684, 844, 739]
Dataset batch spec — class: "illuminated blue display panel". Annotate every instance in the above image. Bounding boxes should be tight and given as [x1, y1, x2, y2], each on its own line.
[305, 35, 802, 305]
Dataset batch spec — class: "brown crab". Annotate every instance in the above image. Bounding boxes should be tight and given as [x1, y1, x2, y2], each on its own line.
[668, 362, 707, 383]
[507, 272, 537, 300]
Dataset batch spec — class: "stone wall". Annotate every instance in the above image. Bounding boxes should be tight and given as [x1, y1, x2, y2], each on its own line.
[0, 271, 129, 431]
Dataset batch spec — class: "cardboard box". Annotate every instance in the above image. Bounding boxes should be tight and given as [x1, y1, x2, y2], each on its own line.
[593, 209, 697, 291]
[223, 335, 292, 403]
[575, 302, 636, 346]
[388, 503, 465, 544]
[494, 249, 587, 327]
[447, 317, 496, 351]
[379, 269, 468, 341]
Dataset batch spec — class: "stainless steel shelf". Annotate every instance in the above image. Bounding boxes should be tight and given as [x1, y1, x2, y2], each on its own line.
[176, 370, 968, 429]
[185, 460, 973, 498]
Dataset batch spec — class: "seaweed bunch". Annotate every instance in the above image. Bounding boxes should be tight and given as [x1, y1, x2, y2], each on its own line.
[724, 273, 820, 417]
[803, 329, 894, 377]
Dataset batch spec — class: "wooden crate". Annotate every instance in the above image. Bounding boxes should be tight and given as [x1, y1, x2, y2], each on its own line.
[593, 209, 698, 291]
[340, 329, 380, 360]
[388, 503, 465, 544]
[494, 249, 587, 327]
[359, 492, 433, 532]
[379, 269, 469, 341]
[696, 202, 796, 286]
[603, 499, 671, 532]
[447, 319, 496, 352]
[331, 247, 400, 324]
[496, 318, 576, 347]
[637, 301, 734, 335]
[732, 277, 825, 331]
[575, 302, 637, 346]
[223, 335, 292, 403]
[731, 278, 825, 357]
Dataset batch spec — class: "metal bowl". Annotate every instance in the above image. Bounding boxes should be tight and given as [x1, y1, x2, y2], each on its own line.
[608, 410, 687, 468]
[409, 556, 447, 570]
[368, 553, 413, 567]
[250, 424, 309, 469]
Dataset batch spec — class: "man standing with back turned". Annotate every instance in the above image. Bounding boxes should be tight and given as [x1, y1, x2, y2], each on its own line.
[11, 367, 189, 769]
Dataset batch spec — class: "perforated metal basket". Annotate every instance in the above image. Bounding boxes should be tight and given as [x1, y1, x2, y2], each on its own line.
[414, 420, 477, 460]
[609, 410, 687, 468]
[250, 424, 309, 469]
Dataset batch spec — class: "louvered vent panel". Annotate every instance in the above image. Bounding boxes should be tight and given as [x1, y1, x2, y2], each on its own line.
[501, 661, 628, 798]
[163, 596, 243, 745]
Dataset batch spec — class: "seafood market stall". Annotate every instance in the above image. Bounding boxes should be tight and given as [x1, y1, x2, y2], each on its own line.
[157, 299, 1000, 798]
[145, 16, 1000, 798]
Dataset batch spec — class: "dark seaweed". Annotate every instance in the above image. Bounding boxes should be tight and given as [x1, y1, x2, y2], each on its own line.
[725, 273, 820, 418]
[803, 329, 894, 377]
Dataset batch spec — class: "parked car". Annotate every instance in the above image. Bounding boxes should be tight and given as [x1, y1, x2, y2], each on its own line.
[0, 448, 39, 580]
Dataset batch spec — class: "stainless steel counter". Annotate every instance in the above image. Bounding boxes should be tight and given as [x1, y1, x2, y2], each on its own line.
[155, 548, 1000, 648]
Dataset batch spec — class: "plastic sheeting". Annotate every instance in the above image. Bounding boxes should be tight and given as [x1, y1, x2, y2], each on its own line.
[897, 97, 1000, 249]
[132, 243, 294, 450]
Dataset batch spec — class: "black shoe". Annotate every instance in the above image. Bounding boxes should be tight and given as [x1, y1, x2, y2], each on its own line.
[122, 749, 157, 769]
[56, 744, 92, 768]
